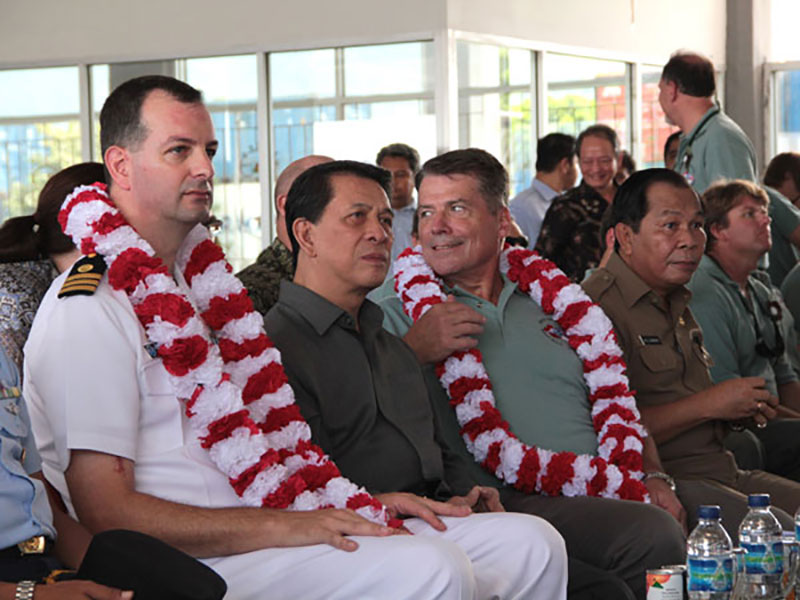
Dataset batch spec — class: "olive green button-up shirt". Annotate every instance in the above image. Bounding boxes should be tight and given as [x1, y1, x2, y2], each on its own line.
[583, 253, 737, 482]
[266, 281, 475, 499]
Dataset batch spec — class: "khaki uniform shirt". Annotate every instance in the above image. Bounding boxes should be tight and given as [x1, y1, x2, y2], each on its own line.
[583, 252, 737, 483]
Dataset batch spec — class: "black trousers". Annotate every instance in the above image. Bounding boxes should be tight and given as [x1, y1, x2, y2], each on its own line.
[501, 487, 686, 600]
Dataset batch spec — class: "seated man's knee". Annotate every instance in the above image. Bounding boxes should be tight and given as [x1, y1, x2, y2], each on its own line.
[392, 537, 476, 599]
[498, 513, 567, 567]
[632, 504, 685, 564]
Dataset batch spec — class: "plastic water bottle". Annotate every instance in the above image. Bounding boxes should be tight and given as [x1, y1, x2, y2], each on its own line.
[796, 504, 800, 543]
[738, 494, 784, 599]
[687, 505, 734, 599]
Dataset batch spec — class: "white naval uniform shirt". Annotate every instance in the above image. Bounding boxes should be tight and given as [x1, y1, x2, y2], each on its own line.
[22, 268, 242, 518]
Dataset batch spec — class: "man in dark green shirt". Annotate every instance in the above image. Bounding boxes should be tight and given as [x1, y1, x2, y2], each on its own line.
[265, 159, 568, 600]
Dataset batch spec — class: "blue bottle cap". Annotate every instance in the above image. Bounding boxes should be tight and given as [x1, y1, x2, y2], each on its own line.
[748, 494, 771, 507]
[698, 505, 721, 519]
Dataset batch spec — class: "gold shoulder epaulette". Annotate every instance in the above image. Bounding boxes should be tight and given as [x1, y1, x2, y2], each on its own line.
[58, 253, 107, 298]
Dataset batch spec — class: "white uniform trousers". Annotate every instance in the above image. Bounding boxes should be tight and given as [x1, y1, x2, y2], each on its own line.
[204, 511, 567, 600]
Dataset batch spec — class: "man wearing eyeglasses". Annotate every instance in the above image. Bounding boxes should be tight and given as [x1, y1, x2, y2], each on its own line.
[688, 179, 800, 482]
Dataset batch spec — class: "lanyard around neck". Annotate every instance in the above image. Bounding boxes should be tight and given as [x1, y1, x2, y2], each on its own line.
[680, 106, 720, 182]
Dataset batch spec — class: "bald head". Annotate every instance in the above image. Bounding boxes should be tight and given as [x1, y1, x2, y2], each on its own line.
[276, 155, 334, 200]
[274, 155, 333, 246]
[661, 51, 716, 98]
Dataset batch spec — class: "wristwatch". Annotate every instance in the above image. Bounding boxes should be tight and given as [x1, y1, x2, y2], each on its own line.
[15, 581, 35, 600]
[643, 471, 677, 492]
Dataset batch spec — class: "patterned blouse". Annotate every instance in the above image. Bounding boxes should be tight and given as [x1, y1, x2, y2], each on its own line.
[534, 182, 611, 282]
[0, 260, 57, 397]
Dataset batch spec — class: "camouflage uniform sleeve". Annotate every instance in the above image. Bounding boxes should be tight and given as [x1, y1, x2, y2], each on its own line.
[236, 264, 283, 317]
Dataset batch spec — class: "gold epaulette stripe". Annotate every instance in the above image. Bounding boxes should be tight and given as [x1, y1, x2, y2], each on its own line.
[60, 280, 101, 289]
[64, 273, 103, 281]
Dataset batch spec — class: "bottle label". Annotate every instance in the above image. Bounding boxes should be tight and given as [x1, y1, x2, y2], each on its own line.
[741, 541, 784, 574]
[687, 556, 734, 592]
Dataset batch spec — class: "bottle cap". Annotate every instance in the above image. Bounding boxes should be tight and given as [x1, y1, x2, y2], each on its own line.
[698, 505, 721, 519]
[748, 493, 771, 508]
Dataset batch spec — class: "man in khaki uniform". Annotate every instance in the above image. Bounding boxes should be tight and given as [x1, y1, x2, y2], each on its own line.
[583, 168, 800, 538]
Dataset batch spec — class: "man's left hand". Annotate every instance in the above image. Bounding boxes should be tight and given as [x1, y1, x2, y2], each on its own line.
[645, 478, 687, 535]
[374, 492, 471, 531]
[448, 486, 505, 513]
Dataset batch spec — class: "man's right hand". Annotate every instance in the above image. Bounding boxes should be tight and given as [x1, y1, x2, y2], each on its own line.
[267, 508, 397, 552]
[402, 295, 485, 364]
[707, 377, 778, 425]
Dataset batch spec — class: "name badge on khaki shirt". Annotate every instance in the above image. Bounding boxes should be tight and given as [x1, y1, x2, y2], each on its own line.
[639, 335, 662, 346]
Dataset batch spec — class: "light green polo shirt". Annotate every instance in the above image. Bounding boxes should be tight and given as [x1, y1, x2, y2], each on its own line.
[765, 186, 800, 287]
[375, 275, 596, 488]
[674, 106, 757, 194]
[688, 255, 797, 395]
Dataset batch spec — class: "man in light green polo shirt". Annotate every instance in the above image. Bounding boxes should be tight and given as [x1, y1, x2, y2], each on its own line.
[375, 148, 686, 600]
[689, 179, 800, 481]
[659, 51, 800, 287]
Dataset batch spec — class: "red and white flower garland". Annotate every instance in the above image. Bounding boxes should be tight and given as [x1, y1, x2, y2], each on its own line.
[59, 183, 400, 526]
[394, 245, 649, 502]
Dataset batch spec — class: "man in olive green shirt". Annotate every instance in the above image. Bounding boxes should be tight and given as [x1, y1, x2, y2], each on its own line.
[237, 154, 332, 316]
[377, 148, 685, 600]
[584, 168, 800, 536]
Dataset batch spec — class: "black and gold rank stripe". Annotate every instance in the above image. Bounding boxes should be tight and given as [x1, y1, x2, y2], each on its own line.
[58, 253, 107, 298]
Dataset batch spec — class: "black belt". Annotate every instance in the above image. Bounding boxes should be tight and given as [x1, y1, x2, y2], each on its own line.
[0, 536, 54, 560]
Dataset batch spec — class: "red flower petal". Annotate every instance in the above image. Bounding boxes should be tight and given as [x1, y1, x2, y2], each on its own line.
[158, 335, 209, 376]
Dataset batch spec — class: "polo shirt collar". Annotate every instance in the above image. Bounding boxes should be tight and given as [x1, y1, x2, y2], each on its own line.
[697, 254, 737, 289]
[441, 272, 519, 312]
[605, 251, 692, 313]
[277, 280, 383, 337]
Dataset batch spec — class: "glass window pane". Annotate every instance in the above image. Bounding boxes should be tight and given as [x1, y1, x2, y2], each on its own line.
[272, 42, 437, 200]
[775, 70, 800, 154]
[508, 48, 532, 87]
[186, 55, 258, 103]
[0, 67, 82, 221]
[457, 42, 534, 196]
[270, 49, 336, 101]
[0, 67, 80, 117]
[272, 105, 337, 175]
[186, 55, 259, 271]
[458, 41, 501, 89]
[459, 91, 533, 196]
[344, 42, 434, 96]
[546, 53, 628, 146]
[642, 65, 678, 168]
[332, 100, 436, 164]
